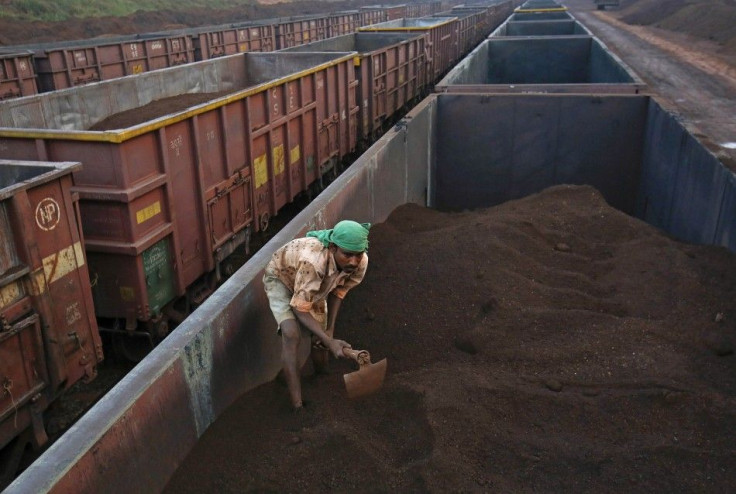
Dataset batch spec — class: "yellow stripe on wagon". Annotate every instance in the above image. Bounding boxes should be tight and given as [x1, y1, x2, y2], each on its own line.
[136, 201, 162, 225]
[42, 241, 85, 285]
[0, 281, 22, 310]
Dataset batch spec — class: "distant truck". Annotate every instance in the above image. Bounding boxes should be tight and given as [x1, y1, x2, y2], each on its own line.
[595, 0, 620, 9]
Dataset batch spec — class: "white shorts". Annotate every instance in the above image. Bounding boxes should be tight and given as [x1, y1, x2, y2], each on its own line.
[263, 271, 327, 334]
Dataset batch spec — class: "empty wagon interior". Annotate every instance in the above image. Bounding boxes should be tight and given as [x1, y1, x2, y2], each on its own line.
[439, 36, 636, 85]
[494, 19, 590, 36]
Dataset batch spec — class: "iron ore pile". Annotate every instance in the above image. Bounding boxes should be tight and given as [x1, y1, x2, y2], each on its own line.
[164, 184, 736, 492]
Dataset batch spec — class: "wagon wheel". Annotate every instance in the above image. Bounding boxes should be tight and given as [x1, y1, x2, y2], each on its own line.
[259, 212, 270, 232]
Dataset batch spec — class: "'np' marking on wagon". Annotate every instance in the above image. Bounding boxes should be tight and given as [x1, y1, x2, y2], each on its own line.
[36, 197, 61, 231]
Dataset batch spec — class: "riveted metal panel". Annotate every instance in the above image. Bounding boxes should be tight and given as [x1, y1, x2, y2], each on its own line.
[191, 22, 276, 60]
[283, 32, 427, 144]
[0, 159, 102, 456]
[25, 33, 195, 92]
[0, 50, 38, 100]
[360, 17, 461, 83]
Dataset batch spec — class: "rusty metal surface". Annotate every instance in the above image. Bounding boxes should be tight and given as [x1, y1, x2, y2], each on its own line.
[358, 8, 387, 27]
[327, 12, 361, 38]
[191, 22, 276, 60]
[359, 17, 461, 82]
[28, 34, 195, 92]
[1, 159, 102, 455]
[384, 6, 408, 21]
[282, 32, 427, 143]
[273, 15, 330, 49]
[0, 51, 358, 324]
[0, 51, 38, 100]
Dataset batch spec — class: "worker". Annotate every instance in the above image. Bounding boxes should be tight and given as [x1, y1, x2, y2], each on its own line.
[263, 220, 370, 410]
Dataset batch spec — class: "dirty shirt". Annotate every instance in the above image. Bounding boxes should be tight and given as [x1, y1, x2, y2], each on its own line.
[265, 237, 368, 313]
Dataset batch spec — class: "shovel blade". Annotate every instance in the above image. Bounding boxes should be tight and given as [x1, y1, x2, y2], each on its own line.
[343, 358, 387, 399]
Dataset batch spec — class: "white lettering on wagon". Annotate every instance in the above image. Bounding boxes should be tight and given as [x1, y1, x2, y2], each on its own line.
[66, 301, 82, 325]
[170, 134, 184, 156]
[35, 197, 60, 231]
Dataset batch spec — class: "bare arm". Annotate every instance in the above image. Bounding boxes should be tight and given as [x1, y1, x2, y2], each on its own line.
[292, 308, 350, 358]
[326, 292, 343, 336]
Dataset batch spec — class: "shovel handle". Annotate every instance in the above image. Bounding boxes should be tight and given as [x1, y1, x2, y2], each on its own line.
[342, 348, 371, 366]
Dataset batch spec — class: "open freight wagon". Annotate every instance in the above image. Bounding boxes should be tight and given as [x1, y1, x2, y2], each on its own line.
[0, 50, 358, 337]
[436, 33, 645, 93]
[0, 51, 38, 100]
[359, 17, 462, 82]
[6, 91, 735, 493]
[0, 160, 102, 484]
[281, 32, 427, 143]
[13, 32, 196, 92]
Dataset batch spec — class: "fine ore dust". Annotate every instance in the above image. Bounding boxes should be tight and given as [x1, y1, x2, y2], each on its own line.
[88, 91, 237, 130]
[164, 184, 736, 492]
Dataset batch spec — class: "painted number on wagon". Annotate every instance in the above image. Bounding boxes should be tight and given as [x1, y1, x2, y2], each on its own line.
[170, 135, 184, 156]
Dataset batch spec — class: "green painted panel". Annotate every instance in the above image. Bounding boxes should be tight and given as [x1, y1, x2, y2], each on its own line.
[142, 238, 175, 315]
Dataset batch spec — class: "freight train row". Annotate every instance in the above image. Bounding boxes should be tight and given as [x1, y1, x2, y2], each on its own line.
[7, 0, 734, 490]
[0, 0, 516, 486]
[0, 2, 451, 99]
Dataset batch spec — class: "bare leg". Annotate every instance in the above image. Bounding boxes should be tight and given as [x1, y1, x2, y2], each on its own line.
[280, 319, 303, 408]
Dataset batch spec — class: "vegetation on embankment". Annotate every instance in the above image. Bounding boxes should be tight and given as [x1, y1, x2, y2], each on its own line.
[0, 0, 257, 21]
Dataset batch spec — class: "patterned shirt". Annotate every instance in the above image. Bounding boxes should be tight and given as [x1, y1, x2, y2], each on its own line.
[265, 237, 368, 313]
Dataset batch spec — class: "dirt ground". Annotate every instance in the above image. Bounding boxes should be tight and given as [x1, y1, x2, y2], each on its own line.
[566, 0, 736, 169]
[163, 185, 736, 492]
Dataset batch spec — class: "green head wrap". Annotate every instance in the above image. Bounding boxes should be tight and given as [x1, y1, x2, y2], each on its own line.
[306, 220, 370, 252]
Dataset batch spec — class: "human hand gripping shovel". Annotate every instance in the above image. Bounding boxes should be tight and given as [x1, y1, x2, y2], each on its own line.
[342, 348, 387, 398]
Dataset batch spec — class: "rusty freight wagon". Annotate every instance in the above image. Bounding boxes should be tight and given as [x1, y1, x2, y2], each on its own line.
[0, 51, 38, 100]
[0, 159, 102, 486]
[19, 32, 195, 93]
[0, 51, 358, 338]
[359, 17, 460, 83]
[359, 7, 388, 26]
[190, 21, 276, 60]
[450, 3, 515, 45]
[433, 9, 484, 56]
[406, 1, 436, 18]
[282, 32, 427, 143]
[328, 11, 362, 38]
[273, 15, 331, 49]
[385, 4, 409, 20]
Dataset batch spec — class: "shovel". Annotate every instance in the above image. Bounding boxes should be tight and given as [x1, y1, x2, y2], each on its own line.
[342, 348, 387, 399]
